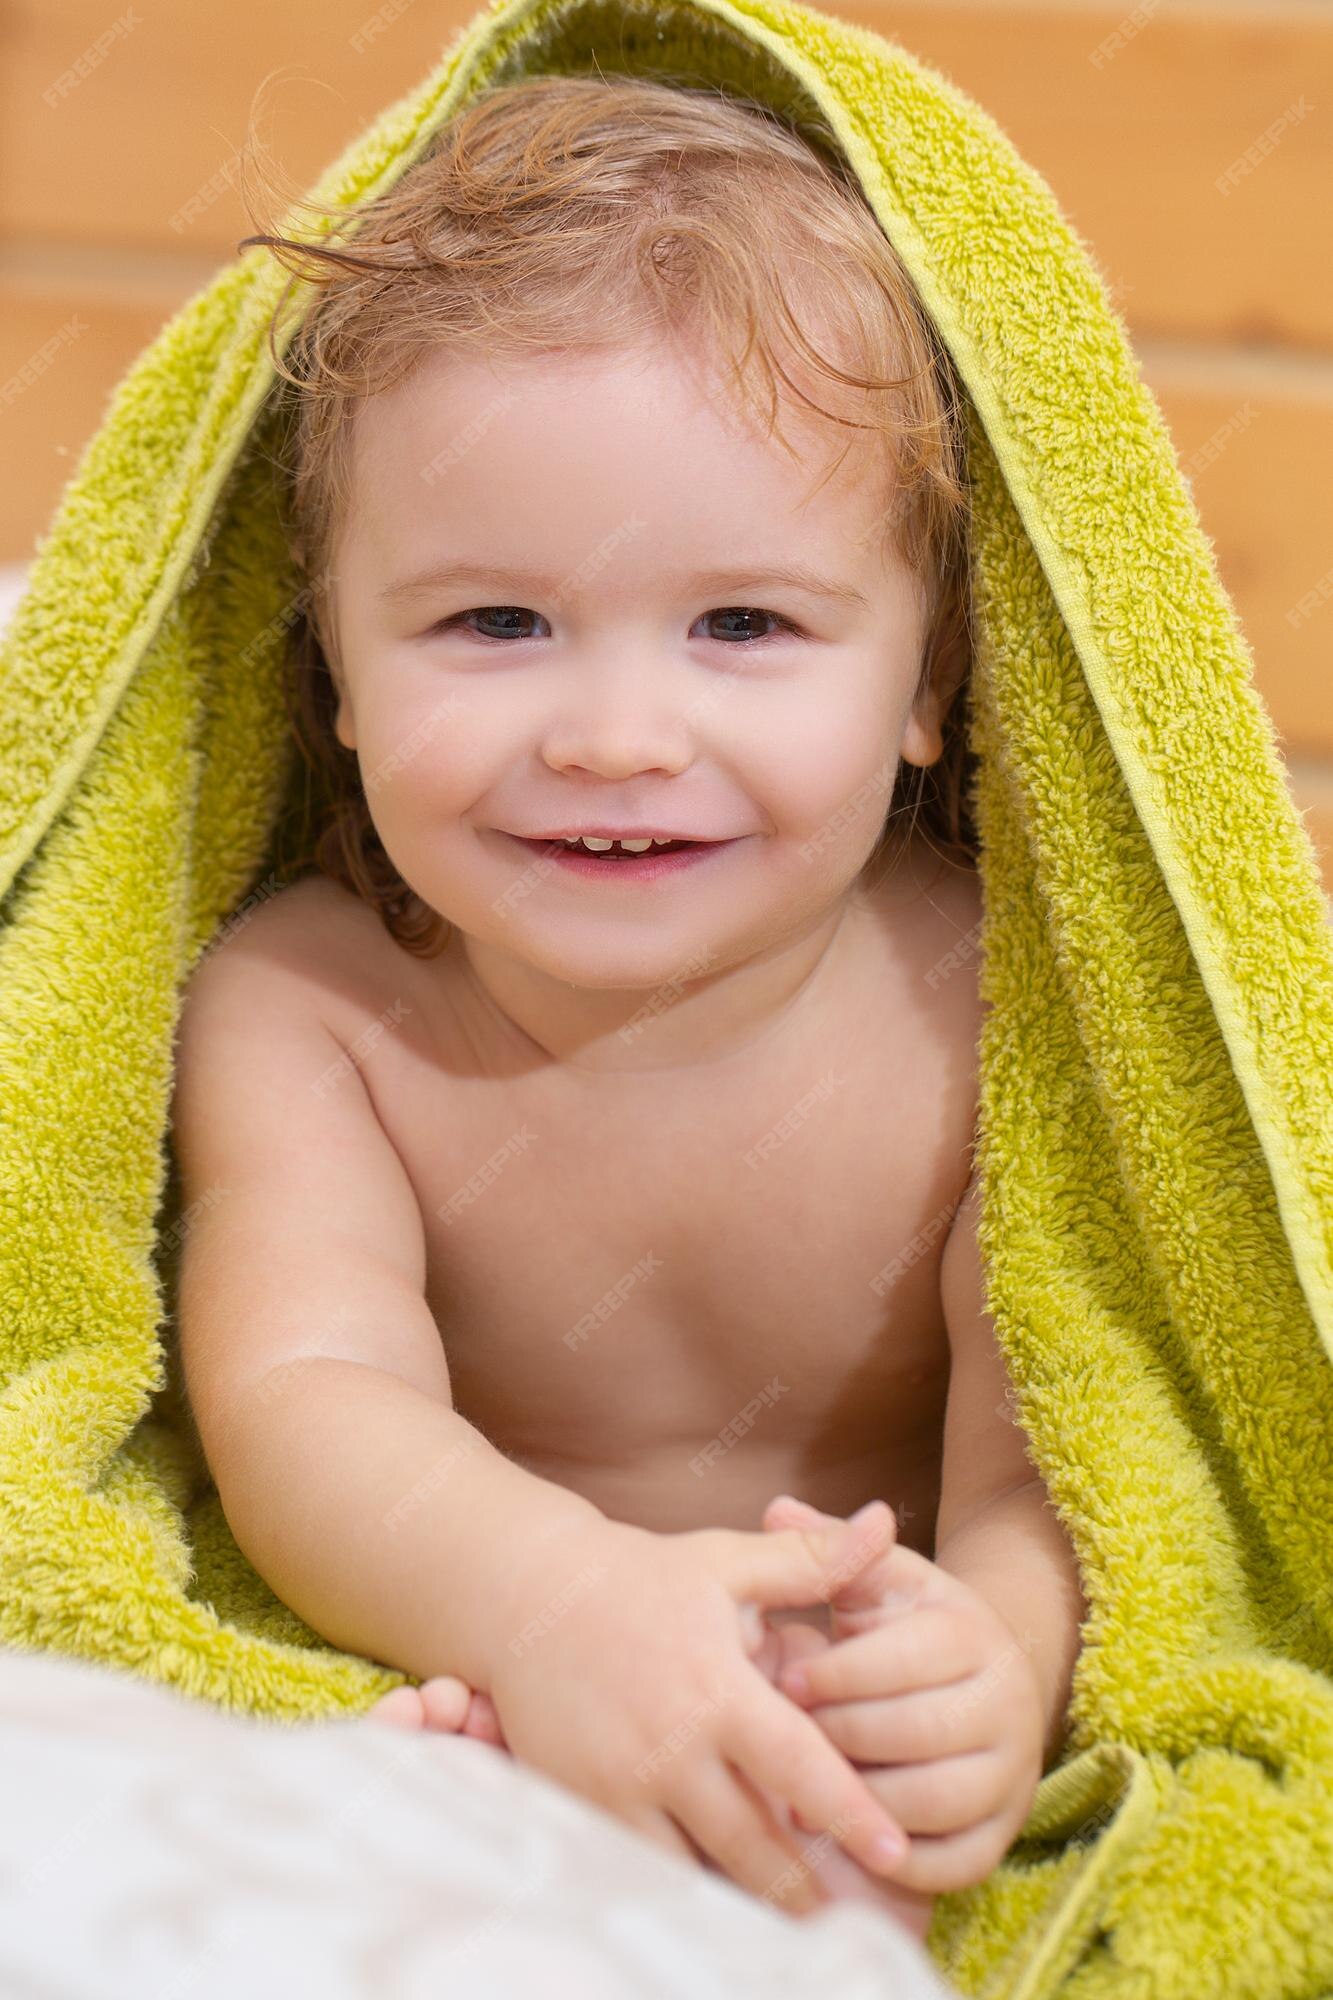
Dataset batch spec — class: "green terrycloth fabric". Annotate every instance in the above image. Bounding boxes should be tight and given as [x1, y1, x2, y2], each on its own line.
[3, 0, 1333, 1990]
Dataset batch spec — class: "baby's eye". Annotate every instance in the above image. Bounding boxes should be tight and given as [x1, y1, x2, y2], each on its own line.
[434, 605, 547, 642]
[697, 607, 800, 644]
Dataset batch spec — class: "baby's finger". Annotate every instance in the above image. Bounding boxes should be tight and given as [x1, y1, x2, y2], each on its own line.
[762, 1494, 909, 1614]
[729, 1678, 908, 1876]
[771, 1619, 833, 1678]
[781, 1603, 978, 1707]
[668, 1761, 832, 1918]
[804, 1682, 998, 1766]
[762, 1494, 830, 1529]
[694, 1506, 895, 1611]
[744, 1616, 831, 1691]
[462, 1689, 509, 1748]
[741, 1615, 783, 1683]
[855, 1749, 1012, 1839]
[845, 1801, 1022, 1896]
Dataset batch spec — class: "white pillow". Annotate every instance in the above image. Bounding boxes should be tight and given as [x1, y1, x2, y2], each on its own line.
[0, 1645, 959, 1999]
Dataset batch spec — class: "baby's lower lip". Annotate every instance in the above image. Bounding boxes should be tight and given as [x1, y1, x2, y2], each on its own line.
[502, 833, 740, 880]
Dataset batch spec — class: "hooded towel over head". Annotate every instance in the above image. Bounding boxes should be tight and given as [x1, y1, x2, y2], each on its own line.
[3, 0, 1333, 1992]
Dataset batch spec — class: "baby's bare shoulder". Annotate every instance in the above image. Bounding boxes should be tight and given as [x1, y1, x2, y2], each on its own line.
[199, 872, 387, 992]
[246, 870, 371, 951]
[215, 876, 465, 1085]
[175, 880, 396, 1088]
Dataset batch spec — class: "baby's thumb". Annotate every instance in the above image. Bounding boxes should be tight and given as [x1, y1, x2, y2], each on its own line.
[700, 1500, 895, 1611]
[763, 1493, 901, 1612]
[763, 1494, 844, 1532]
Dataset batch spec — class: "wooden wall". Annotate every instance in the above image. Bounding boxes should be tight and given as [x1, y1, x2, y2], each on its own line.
[3, 1, 1330, 889]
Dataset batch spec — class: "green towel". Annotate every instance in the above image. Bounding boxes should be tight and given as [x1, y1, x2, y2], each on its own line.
[4, 0, 1332, 1990]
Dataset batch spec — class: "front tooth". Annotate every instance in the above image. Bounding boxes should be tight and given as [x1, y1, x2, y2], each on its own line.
[561, 834, 669, 853]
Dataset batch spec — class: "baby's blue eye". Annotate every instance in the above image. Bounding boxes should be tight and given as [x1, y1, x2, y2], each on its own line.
[440, 605, 541, 642]
[702, 607, 797, 643]
[432, 605, 799, 644]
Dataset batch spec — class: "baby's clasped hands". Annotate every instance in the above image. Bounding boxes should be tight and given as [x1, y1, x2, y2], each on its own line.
[426, 1496, 898, 1760]
[756, 1493, 1046, 1897]
[371, 1502, 913, 1918]
[371, 1491, 1042, 1916]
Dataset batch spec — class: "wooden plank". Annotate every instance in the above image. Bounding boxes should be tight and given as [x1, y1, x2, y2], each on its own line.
[0, 1, 477, 257]
[0, 271, 198, 559]
[1, 3, 1330, 350]
[862, 1, 1333, 351]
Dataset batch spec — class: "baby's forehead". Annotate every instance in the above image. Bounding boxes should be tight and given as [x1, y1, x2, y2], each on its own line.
[344, 344, 899, 568]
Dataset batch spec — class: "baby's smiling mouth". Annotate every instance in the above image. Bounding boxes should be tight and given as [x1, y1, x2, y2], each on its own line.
[495, 829, 743, 870]
[524, 833, 698, 858]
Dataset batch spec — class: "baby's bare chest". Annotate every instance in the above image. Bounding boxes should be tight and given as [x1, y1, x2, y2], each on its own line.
[329, 980, 978, 1539]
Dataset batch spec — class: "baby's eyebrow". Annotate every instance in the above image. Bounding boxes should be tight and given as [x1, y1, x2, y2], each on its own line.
[377, 558, 871, 610]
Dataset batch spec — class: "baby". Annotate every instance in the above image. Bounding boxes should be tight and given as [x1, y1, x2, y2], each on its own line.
[173, 72, 1086, 1933]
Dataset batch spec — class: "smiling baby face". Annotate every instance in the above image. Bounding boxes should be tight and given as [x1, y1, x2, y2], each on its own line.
[322, 337, 950, 995]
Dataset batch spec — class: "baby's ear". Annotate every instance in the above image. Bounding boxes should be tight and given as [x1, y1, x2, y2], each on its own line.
[321, 644, 357, 751]
[900, 676, 947, 768]
[333, 688, 357, 753]
[903, 607, 970, 769]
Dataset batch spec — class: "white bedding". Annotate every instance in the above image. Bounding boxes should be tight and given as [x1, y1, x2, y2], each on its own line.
[0, 1645, 962, 1998]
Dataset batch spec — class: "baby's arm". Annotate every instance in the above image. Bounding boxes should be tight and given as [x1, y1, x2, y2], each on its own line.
[743, 1177, 1087, 1904]
[929, 1172, 1088, 1769]
[171, 934, 611, 1697]
[767, 1178, 1085, 1770]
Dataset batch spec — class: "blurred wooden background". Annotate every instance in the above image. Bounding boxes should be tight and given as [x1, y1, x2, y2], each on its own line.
[2, 0, 1330, 891]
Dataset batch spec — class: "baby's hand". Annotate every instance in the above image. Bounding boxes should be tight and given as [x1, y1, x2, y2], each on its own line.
[758, 1495, 1044, 1896]
[450, 1521, 854, 1752]
[457, 1604, 806, 1752]
[382, 1509, 936, 1935]
[443, 1498, 882, 1755]
[438, 1601, 817, 1752]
